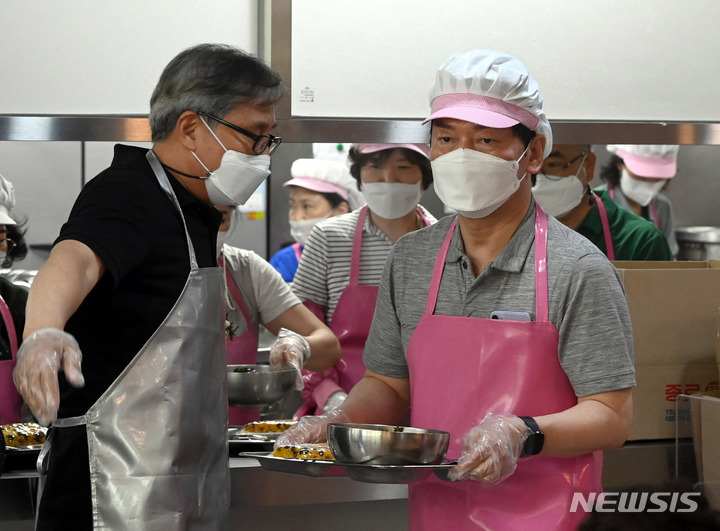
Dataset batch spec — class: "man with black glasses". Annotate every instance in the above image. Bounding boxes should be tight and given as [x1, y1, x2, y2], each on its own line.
[533, 144, 673, 260]
[13, 43, 284, 530]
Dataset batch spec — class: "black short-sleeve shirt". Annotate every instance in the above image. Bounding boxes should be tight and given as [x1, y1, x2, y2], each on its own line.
[56, 144, 221, 416]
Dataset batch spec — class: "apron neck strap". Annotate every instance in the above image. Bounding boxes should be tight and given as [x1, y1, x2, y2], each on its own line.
[219, 253, 255, 337]
[424, 217, 457, 315]
[292, 242, 303, 262]
[649, 201, 660, 228]
[146, 150, 199, 270]
[533, 202, 550, 322]
[418, 206, 432, 227]
[349, 206, 369, 286]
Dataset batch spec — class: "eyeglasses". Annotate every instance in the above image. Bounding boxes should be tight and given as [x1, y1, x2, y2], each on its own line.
[197, 112, 282, 155]
[541, 151, 587, 181]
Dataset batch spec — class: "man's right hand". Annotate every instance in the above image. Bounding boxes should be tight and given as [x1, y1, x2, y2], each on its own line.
[13, 328, 85, 426]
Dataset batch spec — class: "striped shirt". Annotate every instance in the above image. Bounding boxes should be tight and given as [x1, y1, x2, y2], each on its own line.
[291, 206, 437, 322]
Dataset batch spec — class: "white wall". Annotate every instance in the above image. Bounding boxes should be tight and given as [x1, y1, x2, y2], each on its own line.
[291, 0, 720, 121]
[0, 0, 267, 269]
[0, 0, 258, 114]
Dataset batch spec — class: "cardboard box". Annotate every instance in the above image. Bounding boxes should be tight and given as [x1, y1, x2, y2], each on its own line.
[612, 260, 720, 440]
[676, 392, 720, 509]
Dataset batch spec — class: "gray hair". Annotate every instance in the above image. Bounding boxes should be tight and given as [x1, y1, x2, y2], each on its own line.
[149, 43, 285, 141]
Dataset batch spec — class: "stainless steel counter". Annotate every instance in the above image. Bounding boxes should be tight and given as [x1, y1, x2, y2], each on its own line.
[0, 441, 693, 530]
[228, 457, 408, 529]
[0, 456, 408, 530]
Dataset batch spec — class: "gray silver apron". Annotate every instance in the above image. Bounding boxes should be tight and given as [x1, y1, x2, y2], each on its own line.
[48, 150, 229, 529]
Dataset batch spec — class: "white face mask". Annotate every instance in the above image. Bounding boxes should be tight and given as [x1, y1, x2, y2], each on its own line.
[192, 117, 271, 206]
[619, 168, 666, 207]
[532, 159, 587, 219]
[431, 147, 529, 218]
[289, 216, 324, 246]
[361, 182, 422, 219]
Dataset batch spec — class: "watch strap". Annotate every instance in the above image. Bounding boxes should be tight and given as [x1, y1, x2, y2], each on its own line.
[519, 416, 544, 457]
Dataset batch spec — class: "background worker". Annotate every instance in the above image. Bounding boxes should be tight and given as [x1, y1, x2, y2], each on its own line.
[216, 204, 341, 425]
[0, 174, 30, 424]
[269, 158, 363, 282]
[291, 143, 435, 417]
[533, 144, 673, 260]
[599, 144, 680, 256]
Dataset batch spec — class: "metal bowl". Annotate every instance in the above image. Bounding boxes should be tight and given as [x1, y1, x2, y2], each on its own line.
[327, 423, 450, 465]
[226, 364, 296, 406]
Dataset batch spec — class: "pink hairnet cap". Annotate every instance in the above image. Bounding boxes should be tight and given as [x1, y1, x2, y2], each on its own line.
[284, 159, 365, 210]
[607, 145, 679, 179]
[354, 143, 430, 159]
[423, 49, 553, 158]
[0, 174, 17, 225]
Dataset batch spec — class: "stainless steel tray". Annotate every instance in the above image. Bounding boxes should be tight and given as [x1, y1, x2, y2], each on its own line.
[239, 452, 455, 483]
[5, 444, 44, 452]
[344, 461, 455, 484]
[228, 425, 290, 441]
[240, 452, 347, 478]
[228, 438, 274, 455]
[228, 428, 277, 455]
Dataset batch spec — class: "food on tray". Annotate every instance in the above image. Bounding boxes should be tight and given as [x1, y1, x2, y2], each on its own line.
[241, 420, 297, 434]
[2, 422, 48, 447]
[273, 443, 335, 460]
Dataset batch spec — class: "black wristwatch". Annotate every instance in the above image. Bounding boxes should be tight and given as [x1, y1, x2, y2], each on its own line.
[519, 416, 544, 457]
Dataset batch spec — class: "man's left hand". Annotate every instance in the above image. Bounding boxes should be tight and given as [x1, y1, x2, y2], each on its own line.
[448, 414, 530, 484]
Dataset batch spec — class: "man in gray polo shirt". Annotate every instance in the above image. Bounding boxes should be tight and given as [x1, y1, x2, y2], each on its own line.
[277, 50, 635, 530]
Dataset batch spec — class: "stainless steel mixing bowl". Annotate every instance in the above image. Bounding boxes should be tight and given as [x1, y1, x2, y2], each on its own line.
[327, 423, 450, 465]
[226, 364, 296, 407]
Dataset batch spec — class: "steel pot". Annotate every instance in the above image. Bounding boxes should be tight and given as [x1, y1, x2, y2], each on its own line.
[676, 226, 720, 261]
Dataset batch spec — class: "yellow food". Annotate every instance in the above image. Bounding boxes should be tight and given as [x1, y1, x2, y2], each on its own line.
[241, 420, 296, 434]
[273, 443, 335, 460]
[2, 422, 48, 447]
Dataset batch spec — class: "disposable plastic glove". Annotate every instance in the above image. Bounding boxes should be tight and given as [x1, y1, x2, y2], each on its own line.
[322, 391, 348, 414]
[274, 408, 350, 448]
[269, 328, 310, 390]
[448, 413, 530, 485]
[13, 328, 84, 426]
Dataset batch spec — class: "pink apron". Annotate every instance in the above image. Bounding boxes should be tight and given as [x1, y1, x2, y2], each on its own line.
[294, 206, 377, 417]
[296, 206, 432, 417]
[328, 206, 379, 392]
[0, 294, 21, 424]
[220, 254, 262, 426]
[592, 190, 616, 260]
[407, 205, 600, 531]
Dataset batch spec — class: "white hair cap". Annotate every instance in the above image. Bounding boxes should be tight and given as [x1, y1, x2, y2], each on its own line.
[424, 49, 552, 158]
[284, 159, 365, 211]
[0, 174, 17, 225]
[606, 145, 679, 179]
